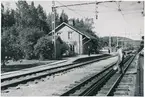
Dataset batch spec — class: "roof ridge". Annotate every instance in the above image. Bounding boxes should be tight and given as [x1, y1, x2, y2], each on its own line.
[48, 22, 97, 40]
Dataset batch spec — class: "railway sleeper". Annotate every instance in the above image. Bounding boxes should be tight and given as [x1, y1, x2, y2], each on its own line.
[114, 91, 129, 95]
[119, 82, 133, 85]
[97, 90, 108, 95]
[70, 90, 85, 96]
[117, 85, 129, 89]
[115, 88, 130, 91]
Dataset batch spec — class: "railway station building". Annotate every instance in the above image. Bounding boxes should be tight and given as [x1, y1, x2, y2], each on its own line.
[49, 22, 97, 56]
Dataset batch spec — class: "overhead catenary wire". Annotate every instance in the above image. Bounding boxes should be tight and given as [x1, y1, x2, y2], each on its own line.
[99, 3, 118, 10]
[56, 1, 126, 16]
[55, 1, 115, 8]
[55, 1, 85, 18]
[52, 1, 143, 40]
[55, 1, 96, 8]
[114, 1, 129, 34]
[55, 1, 117, 18]
[115, 1, 129, 46]
[114, 1, 143, 41]
[55, 1, 116, 18]
[122, 12, 142, 15]
[56, 1, 143, 16]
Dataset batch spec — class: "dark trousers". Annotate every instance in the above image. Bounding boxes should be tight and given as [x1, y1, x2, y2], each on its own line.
[119, 56, 124, 74]
[88, 50, 91, 56]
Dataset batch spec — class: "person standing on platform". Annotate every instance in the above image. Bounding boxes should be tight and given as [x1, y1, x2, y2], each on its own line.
[88, 46, 91, 56]
[120, 51, 126, 74]
[116, 46, 124, 73]
[108, 48, 110, 54]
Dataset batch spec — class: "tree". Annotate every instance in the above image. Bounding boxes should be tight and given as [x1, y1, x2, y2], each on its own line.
[73, 18, 94, 34]
[28, 1, 39, 27]
[37, 4, 49, 34]
[46, 10, 60, 31]
[16, 1, 39, 27]
[37, 4, 47, 21]
[16, 0, 30, 27]
[46, 13, 52, 31]
[1, 7, 16, 27]
[1, 3, 4, 27]
[60, 10, 68, 23]
[19, 27, 45, 59]
[1, 35, 12, 66]
[84, 18, 94, 30]
[1, 26, 24, 66]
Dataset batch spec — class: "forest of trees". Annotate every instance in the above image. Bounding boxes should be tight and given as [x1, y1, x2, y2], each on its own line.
[1, 1, 102, 65]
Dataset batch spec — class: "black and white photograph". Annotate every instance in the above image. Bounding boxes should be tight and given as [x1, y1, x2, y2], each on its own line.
[1, 0, 144, 96]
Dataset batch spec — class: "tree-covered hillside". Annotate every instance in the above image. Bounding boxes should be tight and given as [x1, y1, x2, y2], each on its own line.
[100, 36, 141, 49]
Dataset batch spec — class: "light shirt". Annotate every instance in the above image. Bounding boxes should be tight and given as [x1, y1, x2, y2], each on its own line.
[117, 48, 123, 61]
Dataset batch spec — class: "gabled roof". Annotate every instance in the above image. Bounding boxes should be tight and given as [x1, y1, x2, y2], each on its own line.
[49, 22, 97, 40]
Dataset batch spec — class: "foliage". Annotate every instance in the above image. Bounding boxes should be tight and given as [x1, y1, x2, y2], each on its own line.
[73, 18, 94, 33]
[1, 0, 101, 63]
[46, 10, 68, 31]
[72, 18, 100, 52]
[1, 8, 16, 27]
[34, 36, 53, 60]
[60, 10, 68, 23]
[1, 27, 24, 65]
[19, 27, 45, 59]
[60, 42, 69, 55]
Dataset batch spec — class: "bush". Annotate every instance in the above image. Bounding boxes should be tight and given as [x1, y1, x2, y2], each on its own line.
[34, 36, 53, 60]
[60, 42, 69, 55]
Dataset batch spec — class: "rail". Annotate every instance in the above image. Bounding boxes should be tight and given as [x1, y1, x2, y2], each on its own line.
[1, 54, 112, 90]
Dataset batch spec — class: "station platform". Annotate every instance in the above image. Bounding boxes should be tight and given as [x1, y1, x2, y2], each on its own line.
[1, 53, 116, 79]
[63, 53, 117, 63]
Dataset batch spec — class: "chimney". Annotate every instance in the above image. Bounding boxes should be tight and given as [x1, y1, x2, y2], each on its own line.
[68, 19, 74, 26]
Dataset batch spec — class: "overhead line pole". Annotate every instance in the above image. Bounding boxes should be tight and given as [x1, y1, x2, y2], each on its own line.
[117, 36, 118, 47]
[52, 1, 56, 59]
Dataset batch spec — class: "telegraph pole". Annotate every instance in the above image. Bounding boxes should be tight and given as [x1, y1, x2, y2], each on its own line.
[52, 1, 56, 59]
[117, 36, 118, 47]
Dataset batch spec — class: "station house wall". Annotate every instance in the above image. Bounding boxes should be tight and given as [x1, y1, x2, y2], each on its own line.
[55, 26, 83, 55]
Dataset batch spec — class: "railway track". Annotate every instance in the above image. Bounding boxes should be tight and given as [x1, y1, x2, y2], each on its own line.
[61, 54, 135, 96]
[96, 55, 135, 96]
[1, 54, 112, 90]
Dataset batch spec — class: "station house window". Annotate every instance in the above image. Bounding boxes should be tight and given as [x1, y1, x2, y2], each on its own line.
[68, 31, 72, 39]
[57, 31, 62, 35]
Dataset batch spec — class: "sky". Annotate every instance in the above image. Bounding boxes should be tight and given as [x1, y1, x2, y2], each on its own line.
[1, 0, 144, 40]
